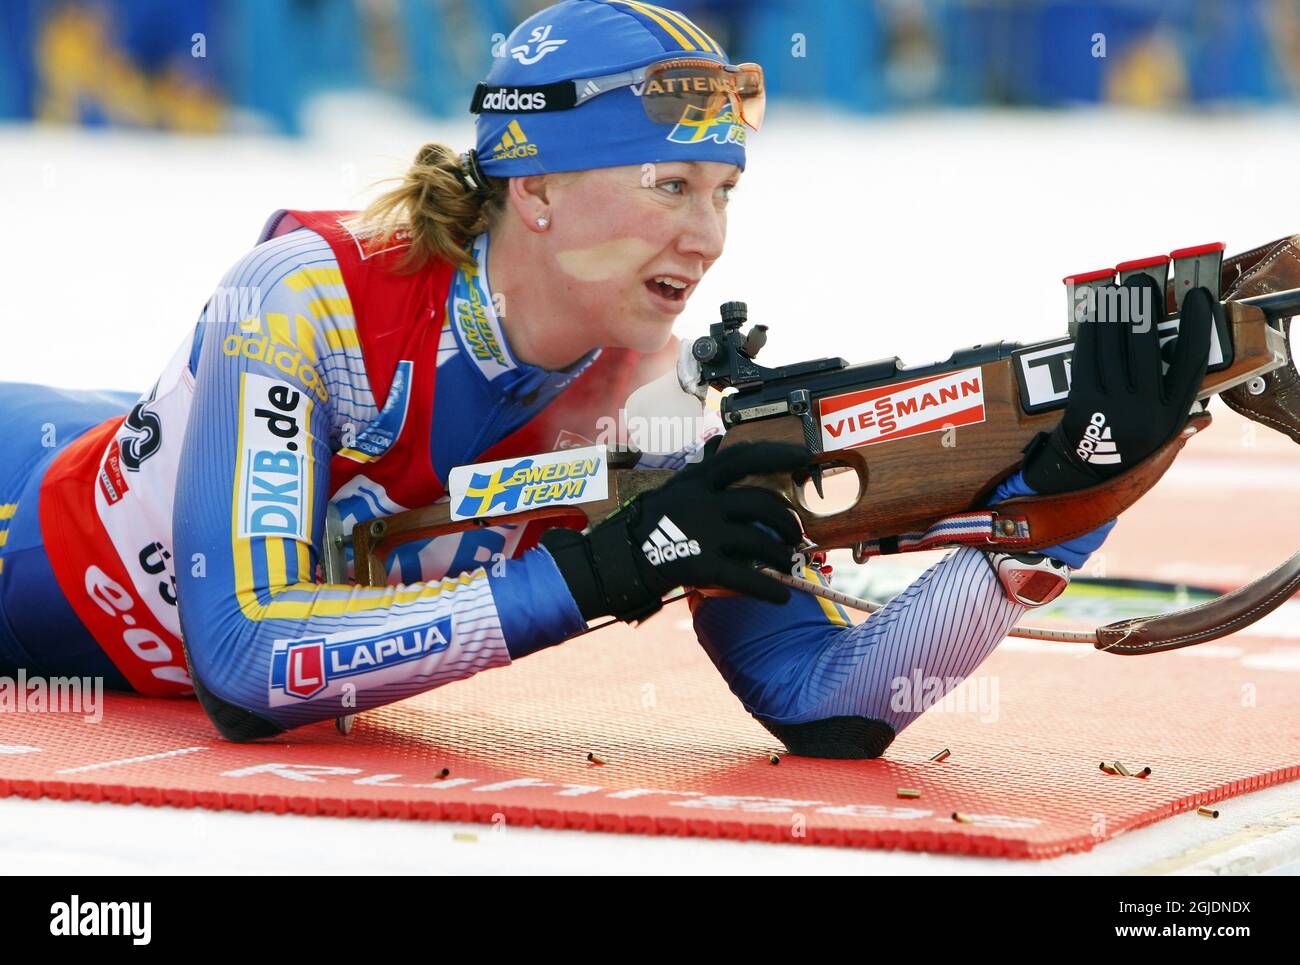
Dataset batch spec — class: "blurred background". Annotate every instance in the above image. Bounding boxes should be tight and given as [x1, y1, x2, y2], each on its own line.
[1, 0, 1299, 392]
[3, 0, 1299, 133]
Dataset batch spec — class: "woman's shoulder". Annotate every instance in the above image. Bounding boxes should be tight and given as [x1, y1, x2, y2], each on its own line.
[210, 218, 355, 304]
[248, 208, 461, 285]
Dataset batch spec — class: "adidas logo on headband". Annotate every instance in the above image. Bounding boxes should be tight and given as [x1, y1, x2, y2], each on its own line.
[490, 121, 538, 161]
[479, 87, 550, 112]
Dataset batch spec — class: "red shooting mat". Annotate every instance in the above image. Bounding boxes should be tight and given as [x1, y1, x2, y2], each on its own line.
[2, 614, 1298, 858]
[1, 407, 1297, 858]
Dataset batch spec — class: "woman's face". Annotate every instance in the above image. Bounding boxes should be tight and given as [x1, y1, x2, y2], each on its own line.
[540, 161, 740, 354]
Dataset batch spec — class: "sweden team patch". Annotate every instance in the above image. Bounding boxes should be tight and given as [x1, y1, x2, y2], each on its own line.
[448, 444, 609, 521]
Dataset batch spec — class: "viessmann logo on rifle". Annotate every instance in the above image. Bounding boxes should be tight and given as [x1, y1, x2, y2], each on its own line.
[818, 366, 986, 451]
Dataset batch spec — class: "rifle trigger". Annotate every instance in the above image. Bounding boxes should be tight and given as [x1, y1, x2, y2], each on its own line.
[787, 388, 824, 496]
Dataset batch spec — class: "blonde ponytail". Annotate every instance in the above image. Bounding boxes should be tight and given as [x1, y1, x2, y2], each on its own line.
[352, 142, 505, 272]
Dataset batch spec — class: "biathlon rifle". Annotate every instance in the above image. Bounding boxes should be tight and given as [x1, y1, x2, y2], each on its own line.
[342, 237, 1300, 657]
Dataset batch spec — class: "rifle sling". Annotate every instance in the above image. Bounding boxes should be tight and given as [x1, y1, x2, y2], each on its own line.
[1094, 551, 1300, 655]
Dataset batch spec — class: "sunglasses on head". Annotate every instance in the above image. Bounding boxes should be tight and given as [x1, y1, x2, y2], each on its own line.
[470, 57, 765, 132]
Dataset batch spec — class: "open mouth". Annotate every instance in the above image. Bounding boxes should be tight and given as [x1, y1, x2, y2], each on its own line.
[645, 274, 692, 306]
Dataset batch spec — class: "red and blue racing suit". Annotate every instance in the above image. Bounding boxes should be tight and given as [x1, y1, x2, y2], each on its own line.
[0, 210, 1031, 755]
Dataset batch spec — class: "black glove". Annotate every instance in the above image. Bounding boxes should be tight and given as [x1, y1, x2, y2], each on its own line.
[540, 441, 809, 622]
[1023, 276, 1214, 495]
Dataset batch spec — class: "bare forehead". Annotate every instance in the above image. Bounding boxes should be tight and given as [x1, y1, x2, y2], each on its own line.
[543, 162, 741, 189]
[650, 160, 742, 180]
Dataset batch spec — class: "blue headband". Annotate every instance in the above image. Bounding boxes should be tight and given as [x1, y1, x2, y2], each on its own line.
[472, 0, 747, 178]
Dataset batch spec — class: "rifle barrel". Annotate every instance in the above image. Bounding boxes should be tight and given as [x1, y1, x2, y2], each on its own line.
[1235, 286, 1300, 319]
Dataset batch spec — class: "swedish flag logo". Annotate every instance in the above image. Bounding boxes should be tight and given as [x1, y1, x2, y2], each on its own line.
[454, 459, 533, 518]
[666, 104, 745, 145]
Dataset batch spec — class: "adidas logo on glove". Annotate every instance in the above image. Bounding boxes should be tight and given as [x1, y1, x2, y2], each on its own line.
[1076, 412, 1122, 465]
[641, 515, 701, 566]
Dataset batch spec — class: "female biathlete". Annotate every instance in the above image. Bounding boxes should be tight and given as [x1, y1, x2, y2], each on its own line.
[0, 0, 1210, 757]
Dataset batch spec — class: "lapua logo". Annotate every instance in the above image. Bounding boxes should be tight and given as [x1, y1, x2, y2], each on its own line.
[268, 617, 454, 706]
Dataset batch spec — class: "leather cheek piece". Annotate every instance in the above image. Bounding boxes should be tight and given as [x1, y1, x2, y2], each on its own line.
[1218, 237, 1300, 445]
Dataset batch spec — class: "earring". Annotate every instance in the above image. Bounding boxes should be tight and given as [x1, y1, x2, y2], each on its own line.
[536, 217, 549, 229]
